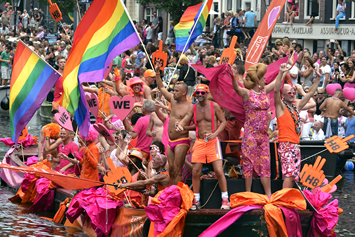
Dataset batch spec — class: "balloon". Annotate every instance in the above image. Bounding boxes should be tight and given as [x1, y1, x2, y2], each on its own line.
[343, 88, 355, 101]
[344, 160, 354, 171]
[326, 83, 342, 96]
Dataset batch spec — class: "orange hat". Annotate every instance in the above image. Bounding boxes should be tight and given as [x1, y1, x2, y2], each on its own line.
[192, 84, 210, 97]
[129, 148, 143, 161]
[144, 69, 156, 78]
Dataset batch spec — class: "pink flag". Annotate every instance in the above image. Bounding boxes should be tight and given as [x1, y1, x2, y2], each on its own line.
[193, 57, 290, 124]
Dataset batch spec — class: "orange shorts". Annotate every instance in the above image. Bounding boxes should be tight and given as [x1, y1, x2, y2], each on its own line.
[191, 137, 223, 164]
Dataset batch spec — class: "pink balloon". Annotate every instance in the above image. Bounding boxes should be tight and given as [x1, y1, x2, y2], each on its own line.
[326, 83, 342, 96]
[343, 88, 355, 101]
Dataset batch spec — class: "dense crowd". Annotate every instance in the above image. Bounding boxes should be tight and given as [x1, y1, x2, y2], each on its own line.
[2, 2, 355, 212]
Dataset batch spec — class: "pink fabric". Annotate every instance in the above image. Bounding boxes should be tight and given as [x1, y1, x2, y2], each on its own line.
[145, 185, 182, 236]
[110, 117, 124, 133]
[344, 82, 355, 89]
[279, 207, 303, 237]
[193, 57, 289, 125]
[24, 156, 38, 166]
[66, 187, 123, 237]
[30, 178, 55, 211]
[0, 134, 38, 147]
[303, 190, 339, 237]
[199, 205, 262, 237]
[161, 117, 170, 155]
[133, 115, 153, 153]
[56, 141, 80, 174]
[21, 173, 36, 193]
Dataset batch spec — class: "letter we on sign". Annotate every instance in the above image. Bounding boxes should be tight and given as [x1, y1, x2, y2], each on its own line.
[54, 107, 73, 131]
[109, 96, 135, 121]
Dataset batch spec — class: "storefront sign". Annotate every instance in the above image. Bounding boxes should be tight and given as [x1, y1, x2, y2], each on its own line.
[272, 23, 355, 40]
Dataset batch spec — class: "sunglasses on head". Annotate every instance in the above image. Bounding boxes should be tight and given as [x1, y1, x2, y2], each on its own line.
[195, 91, 206, 96]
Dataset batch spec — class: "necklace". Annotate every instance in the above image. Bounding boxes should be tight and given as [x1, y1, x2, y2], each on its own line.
[251, 89, 261, 95]
[283, 100, 301, 135]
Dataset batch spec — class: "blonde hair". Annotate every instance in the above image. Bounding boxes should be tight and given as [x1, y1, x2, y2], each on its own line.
[209, 55, 216, 65]
[283, 37, 290, 47]
[275, 39, 282, 46]
[130, 54, 137, 62]
[244, 63, 267, 89]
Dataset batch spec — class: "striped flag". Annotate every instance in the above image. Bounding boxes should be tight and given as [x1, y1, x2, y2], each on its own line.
[174, 0, 213, 52]
[10, 41, 60, 144]
[61, 0, 140, 137]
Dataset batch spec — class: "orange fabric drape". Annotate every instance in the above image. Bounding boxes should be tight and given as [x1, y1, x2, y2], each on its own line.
[98, 87, 112, 118]
[148, 182, 194, 237]
[230, 188, 307, 237]
[41, 198, 70, 223]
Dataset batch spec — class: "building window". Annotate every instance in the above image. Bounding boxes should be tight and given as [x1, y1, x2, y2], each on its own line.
[331, 0, 346, 20]
[227, 0, 232, 11]
[145, 7, 154, 23]
[350, 2, 355, 19]
[304, 0, 319, 19]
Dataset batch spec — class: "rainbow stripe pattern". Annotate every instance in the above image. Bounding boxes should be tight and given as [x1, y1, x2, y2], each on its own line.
[62, 0, 140, 136]
[10, 42, 60, 144]
[174, 0, 213, 52]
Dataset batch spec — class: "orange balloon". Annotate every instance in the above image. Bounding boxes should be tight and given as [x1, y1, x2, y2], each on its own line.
[152, 41, 168, 70]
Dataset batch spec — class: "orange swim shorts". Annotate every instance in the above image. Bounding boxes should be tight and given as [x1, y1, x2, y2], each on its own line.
[191, 137, 223, 164]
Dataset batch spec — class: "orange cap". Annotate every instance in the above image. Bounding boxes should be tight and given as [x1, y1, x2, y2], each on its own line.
[144, 69, 156, 78]
[193, 84, 209, 97]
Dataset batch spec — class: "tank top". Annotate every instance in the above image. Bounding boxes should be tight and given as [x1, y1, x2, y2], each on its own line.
[277, 107, 300, 144]
[157, 171, 170, 192]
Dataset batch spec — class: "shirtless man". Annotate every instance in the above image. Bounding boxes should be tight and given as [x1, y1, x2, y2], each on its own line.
[274, 64, 321, 189]
[37, 110, 59, 162]
[155, 62, 192, 185]
[176, 84, 229, 210]
[146, 111, 164, 142]
[319, 89, 355, 137]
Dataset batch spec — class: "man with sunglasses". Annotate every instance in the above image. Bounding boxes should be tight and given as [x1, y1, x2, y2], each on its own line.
[274, 63, 321, 189]
[176, 84, 228, 210]
[155, 62, 193, 186]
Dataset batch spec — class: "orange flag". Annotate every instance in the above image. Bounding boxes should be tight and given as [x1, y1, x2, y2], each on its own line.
[244, 0, 287, 71]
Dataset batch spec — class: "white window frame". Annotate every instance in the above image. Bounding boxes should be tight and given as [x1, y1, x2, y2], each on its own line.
[145, 7, 154, 23]
[350, 1, 355, 20]
[304, 0, 319, 20]
[330, 0, 346, 20]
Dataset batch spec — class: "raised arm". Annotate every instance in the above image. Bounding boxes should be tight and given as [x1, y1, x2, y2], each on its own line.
[155, 62, 173, 102]
[231, 71, 250, 101]
[298, 68, 321, 110]
[274, 64, 289, 117]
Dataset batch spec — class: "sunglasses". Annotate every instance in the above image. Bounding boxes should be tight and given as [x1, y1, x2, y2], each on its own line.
[318, 93, 323, 95]
[273, 124, 277, 126]
[287, 92, 296, 96]
[195, 91, 206, 96]
[150, 146, 160, 152]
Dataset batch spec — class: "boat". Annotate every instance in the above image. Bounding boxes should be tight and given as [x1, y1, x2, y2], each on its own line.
[1, 140, 351, 236]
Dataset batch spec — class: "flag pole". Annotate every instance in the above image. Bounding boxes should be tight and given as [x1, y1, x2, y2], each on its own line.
[120, 0, 155, 72]
[167, 1, 208, 87]
[19, 40, 63, 77]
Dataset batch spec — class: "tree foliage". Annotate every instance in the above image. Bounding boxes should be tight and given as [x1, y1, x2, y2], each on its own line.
[136, 0, 203, 23]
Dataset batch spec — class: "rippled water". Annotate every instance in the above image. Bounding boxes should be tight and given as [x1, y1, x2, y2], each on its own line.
[0, 112, 354, 236]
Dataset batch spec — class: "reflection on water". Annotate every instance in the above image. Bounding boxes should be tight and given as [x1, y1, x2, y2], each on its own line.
[1, 112, 355, 235]
[0, 186, 87, 236]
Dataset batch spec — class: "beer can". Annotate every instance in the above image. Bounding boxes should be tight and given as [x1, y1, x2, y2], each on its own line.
[47, 154, 52, 161]
[204, 134, 208, 142]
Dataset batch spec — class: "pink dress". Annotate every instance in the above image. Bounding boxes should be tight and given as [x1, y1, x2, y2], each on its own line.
[241, 90, 271, 178]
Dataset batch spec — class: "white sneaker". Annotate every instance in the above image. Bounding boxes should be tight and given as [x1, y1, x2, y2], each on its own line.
[282, 21, 288, 24]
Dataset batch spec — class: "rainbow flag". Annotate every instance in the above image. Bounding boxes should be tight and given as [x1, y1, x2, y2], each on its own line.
[174, 0, 212, 52]
[62, 0, 140, 136]
[10, 42, 60, 144]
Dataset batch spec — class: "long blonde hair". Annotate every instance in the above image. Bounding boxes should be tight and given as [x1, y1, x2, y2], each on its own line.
[244, 63, 267, 89]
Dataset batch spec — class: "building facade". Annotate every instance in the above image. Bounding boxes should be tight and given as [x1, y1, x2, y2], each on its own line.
[269, 0, 355, 56]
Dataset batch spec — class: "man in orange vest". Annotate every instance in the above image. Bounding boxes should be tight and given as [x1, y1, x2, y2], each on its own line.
[274, 63, 321, 189]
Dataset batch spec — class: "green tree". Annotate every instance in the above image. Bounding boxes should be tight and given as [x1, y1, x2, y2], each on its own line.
[136, 0, 203, 23]
[37, 0, 76, 15]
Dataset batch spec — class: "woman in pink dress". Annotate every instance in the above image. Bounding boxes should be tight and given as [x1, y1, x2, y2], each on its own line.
[231, 63, 281, 196]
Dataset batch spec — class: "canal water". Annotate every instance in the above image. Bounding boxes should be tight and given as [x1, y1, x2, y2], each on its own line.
[0, 112, 354, 236]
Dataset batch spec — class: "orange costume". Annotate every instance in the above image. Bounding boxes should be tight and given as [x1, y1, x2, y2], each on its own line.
[96, 87, 112, 124]
[79, 142, 100, 181]
[191, 101, 223, 164]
